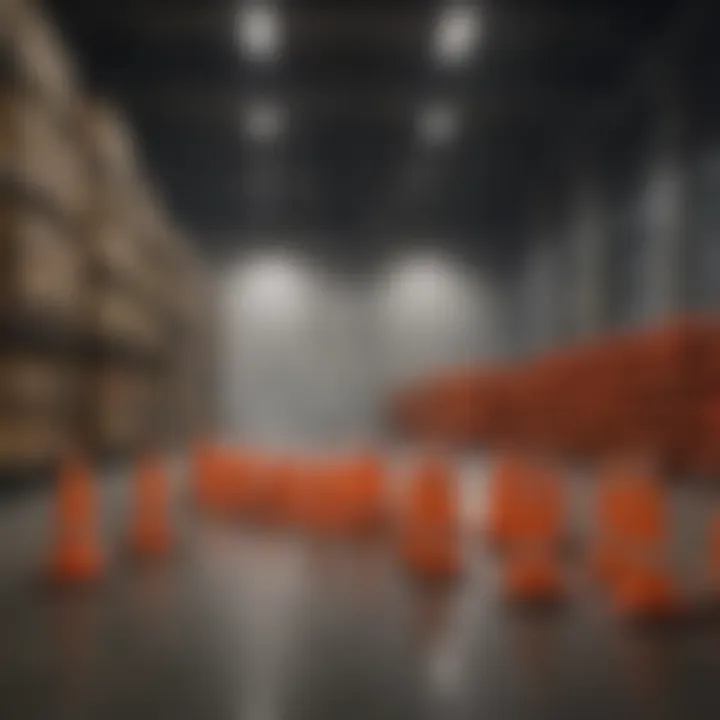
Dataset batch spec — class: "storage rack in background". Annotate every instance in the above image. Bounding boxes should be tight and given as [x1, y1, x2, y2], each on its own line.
[0, 0, 211, 478]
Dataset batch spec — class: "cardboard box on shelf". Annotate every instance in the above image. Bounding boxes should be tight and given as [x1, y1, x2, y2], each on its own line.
[84, 218, 159, 298]
[0, 88, 87, 220]
[0, 0, 79, 118]
[88, 364, 156, 451]
[0, 414, 70, 468]
[81, 99, 137, 185]
[92, 288, 165, 354]
[0, 352, 74, 412]
[0, 197, 84, 330]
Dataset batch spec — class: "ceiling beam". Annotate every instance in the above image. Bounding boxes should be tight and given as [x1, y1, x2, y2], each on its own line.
[54, 4, 634, 55]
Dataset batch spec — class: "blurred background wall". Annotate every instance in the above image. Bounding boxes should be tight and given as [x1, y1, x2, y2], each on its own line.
[217, 251, 499, 444]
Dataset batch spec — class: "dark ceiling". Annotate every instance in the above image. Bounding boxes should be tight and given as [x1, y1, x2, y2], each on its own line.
[47, 0, 710, 268]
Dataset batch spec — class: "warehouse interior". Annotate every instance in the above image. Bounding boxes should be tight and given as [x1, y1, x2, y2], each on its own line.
[2, 0, 720, 718]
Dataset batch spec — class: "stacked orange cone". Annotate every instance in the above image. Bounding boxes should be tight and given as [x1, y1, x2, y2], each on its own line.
[400, 456, 460, 581]
[195, 446, 242, 517]
[501, 463, 566, 604]
[47, 458, 104, 585]
[347, 452, 386, 535]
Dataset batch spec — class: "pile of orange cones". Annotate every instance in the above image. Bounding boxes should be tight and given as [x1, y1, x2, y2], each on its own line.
[399, 456, 460, 582]
[43, 438, 720, 629]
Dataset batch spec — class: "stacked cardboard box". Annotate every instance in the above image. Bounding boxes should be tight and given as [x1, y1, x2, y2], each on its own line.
[0, 0, 211, 470]
[0, 0, 83, 471]
[79, 101, 208, 454]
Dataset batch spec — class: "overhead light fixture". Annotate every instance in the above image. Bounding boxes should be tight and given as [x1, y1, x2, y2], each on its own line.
[235, 4, 283, 62]
[417, 104, 459, 146]
[433, 5, 482, 66]
[243, 101, 287, 143]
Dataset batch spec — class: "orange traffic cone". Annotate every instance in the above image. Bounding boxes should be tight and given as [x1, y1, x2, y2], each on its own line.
[514, 464, 566, 547]
[192, 443, 223, 512]
[623, 475, 668, 547]
[129, 454, 172, 559]
[289, 458, 315, 530]
[400, 457, 460, 581]
[504, 545, 564, 604]
[203, 447, 240, 516]
[590, 471, 668, 591]
[259, 458, 298, 527]
[47, 459, 104, 585]
[348, 452, 386, 535]
[228, 450, 263, 520]
[192, 442, 219, 508]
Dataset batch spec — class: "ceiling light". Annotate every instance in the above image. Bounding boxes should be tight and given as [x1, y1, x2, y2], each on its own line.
[433, 5, 482, 66]
[243, 102, 287, 142]
[417, 104, 459, 146]
[235, 4, 283, 62]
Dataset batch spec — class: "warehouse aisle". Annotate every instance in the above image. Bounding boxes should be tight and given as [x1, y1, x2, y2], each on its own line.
[1, 458, 720, 720]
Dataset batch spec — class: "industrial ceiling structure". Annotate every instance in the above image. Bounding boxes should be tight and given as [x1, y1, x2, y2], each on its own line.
[49, 0, 714, 270]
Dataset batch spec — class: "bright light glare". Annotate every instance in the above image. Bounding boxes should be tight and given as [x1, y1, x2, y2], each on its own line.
[381, 254, 470, 319]
[235, 5, 283, 62]
[433, 6, 482, 65]
[378, 253, 494, 333]
[243, 102, 287, 142]
[377, 253, 486, 380]
[417, 104, 459, 146]
[224, 255, 313, 319]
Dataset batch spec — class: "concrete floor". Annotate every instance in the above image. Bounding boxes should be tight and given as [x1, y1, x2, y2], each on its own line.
[0, 456, 720, 720]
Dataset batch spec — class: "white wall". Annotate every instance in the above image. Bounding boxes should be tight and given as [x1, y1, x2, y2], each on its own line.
[217, 249, 498, 446]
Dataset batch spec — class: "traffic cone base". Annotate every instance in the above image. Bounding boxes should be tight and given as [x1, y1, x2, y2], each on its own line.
[48, 541, 103, 585]
[403, 533, 461, 582]
[613, 566, 686, 620]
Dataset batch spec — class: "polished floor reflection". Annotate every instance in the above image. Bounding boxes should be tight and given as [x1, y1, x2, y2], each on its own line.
[1, 463, 720, 720]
